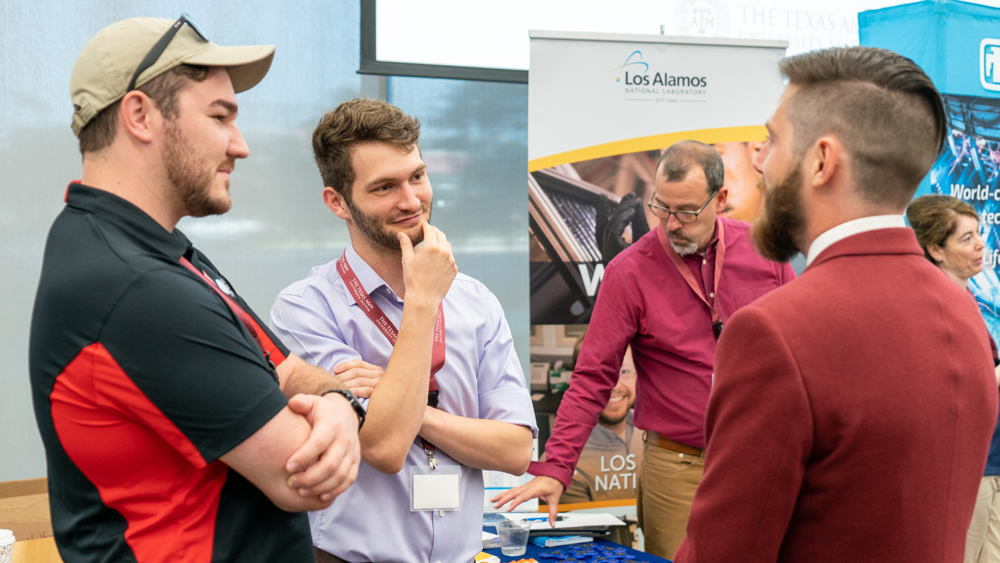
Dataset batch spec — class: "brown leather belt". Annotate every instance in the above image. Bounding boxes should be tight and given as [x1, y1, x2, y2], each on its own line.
[645, 431, 704, 456]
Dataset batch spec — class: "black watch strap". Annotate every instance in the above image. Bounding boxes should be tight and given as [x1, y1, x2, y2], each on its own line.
[321, 389, 366, 431]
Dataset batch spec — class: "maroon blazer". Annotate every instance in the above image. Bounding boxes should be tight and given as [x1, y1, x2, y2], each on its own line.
[675, 227, 998, 563]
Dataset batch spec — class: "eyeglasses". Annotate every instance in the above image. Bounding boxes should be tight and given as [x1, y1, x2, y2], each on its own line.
[646, 189, 719, 224]
[127, 13, 209, 92]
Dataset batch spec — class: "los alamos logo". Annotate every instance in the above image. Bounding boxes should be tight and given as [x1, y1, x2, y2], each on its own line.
[608, 50, 708, 101]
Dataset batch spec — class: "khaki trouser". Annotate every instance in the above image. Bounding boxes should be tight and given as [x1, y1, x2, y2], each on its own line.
[636, 440, 704, 560]
[967, 475, 1000, 563]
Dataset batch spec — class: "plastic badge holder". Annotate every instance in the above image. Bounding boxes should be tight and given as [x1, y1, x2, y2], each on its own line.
[411, 464, 462, 511]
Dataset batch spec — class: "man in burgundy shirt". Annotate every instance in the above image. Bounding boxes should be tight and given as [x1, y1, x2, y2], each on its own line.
[674, 47, 998, 563]
[494, 141, 795, 558]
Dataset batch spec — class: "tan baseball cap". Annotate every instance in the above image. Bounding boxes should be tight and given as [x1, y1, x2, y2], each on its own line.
[70, 17, 275, 136]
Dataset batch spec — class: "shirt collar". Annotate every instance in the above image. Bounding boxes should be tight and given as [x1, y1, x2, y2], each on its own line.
[65, 182, 189, 259]
[806, 215, 907, 266]
[341, 244, 397, 302]
[680, 217, 722, 260]
[705, 216, 722, 253]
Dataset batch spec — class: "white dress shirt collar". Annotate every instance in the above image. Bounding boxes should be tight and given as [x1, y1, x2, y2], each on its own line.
[806, 215, 907, 266]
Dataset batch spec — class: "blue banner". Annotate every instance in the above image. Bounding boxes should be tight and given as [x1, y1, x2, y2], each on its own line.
[861, 0, 1000, 344]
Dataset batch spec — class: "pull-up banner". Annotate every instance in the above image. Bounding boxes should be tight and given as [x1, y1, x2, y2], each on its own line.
[528, 31, 786, 326]
[860, 0, 1000, 344]
[526, 31, 787, 509]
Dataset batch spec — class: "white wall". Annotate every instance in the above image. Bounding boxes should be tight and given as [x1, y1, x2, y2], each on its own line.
[0, 0, 365, 481]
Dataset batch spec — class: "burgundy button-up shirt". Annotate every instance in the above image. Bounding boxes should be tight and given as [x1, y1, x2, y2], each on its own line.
[530, 217, 797, 489]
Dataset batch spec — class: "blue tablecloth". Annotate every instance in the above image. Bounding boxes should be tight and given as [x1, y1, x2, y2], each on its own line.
[482, 527, 671, 563]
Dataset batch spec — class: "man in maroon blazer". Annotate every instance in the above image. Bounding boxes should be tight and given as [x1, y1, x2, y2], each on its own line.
[675, 47, 999, 563]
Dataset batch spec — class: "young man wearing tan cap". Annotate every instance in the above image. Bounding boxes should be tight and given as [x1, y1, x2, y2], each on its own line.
[29, 16, 457, 563]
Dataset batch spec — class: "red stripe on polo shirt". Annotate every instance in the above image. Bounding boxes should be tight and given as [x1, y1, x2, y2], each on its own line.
[241, 311, 286, 366]
[51, 343, 227, 563]
[183, 259, 286, 367]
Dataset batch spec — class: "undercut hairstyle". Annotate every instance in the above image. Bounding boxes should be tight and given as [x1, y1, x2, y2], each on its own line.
[905, 194, 979, 263]
[656, 140, 725, 195]
[779, 47, 946, 208]
[312, 98, 421, 203]
[78, 64, 211, 155]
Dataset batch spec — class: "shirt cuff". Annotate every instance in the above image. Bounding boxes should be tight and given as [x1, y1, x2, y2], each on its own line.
[528, 460, 574, 492]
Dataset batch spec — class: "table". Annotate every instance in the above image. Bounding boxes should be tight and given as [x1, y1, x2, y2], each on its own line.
[11, 538, 63, 563]
[482, 528, 672, 563]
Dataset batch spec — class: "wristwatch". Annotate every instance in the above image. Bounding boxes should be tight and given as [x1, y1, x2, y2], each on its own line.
[321, 389, 366, 431]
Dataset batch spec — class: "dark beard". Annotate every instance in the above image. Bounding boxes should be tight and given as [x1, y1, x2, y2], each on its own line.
[163, 121, 231, 217]
[598, 409, 629, 426]
[751, 165, 804, 263]
[346, 199, 432, 251]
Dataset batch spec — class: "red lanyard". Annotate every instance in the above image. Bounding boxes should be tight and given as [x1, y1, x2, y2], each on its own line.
[336, 252, 446, 458]
[179, 256, 280, 380]
[656, 222, 727, 337]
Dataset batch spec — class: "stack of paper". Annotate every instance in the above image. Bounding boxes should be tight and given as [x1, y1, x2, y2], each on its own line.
[502, 513, 625, 536]
[482, 530, 500, 549]
[531, 535, 594, 547]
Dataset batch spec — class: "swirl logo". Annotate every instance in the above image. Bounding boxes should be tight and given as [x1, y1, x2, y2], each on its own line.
[609, 51, 649, 82]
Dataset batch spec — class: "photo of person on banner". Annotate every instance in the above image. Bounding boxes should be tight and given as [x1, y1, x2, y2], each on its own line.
[541, 333, 643, 507]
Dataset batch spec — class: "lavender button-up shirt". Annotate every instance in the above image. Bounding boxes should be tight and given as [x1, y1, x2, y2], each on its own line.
[270, 245, 537, 563]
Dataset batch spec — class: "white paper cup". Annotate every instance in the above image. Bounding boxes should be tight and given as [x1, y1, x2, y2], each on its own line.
[0, 529, 14, 563]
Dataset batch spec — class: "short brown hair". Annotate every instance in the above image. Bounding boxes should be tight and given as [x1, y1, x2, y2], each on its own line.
[779, 47, 946, 209]
[906, 194, 978, 263]
[312, 98, 420, 202]
[657, 140, 724, 195]
[78, 64, 210, 155]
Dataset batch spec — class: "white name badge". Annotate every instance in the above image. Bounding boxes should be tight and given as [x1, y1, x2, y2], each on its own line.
[410, 465, 462, 511]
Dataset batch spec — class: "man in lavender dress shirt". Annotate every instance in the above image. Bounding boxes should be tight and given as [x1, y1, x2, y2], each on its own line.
[270, 98, 537, 563]
[494, 141, 796, 559]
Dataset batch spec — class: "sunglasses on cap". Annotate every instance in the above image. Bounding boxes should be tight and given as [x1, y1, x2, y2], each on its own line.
[127, 13, 209, 92]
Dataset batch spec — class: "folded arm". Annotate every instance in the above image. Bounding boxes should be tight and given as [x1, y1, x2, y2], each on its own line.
[418, 407, 533, 474]
[266, 355, 361, 500]
[220, 397, 352, 512]
[270, 225, 457, 475]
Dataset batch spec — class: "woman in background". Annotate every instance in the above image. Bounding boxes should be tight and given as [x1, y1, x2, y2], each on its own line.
[908, 194, 1000, 563]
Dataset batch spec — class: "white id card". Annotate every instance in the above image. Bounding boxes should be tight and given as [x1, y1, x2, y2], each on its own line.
[410, 465, 462, 511]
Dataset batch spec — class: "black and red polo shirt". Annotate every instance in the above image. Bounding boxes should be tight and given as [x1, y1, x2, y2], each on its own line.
[29, 183, 313, 563]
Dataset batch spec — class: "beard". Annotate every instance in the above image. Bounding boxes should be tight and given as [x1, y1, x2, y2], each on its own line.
[751, 164, 805, 263]
[597, 393, 634, 426]
[347, 198, 433, 251]
[668, 231, 699, 256]
[598, 408, 629, 426]
[163, 120, 232, 217]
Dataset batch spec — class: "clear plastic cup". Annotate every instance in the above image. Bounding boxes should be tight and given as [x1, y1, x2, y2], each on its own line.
[0, 529, 14, 563]
[495, 519, 531, 556]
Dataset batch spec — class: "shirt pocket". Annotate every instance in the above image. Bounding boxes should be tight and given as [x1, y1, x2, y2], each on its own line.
[733, 283, 779, 308]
